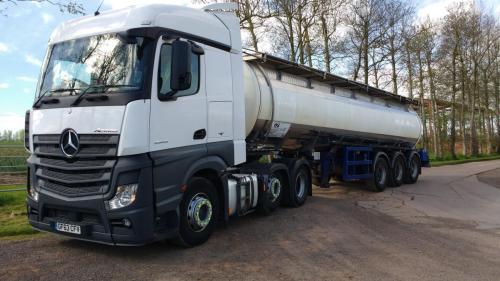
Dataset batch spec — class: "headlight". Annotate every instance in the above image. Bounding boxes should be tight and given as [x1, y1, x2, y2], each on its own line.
[29, 186, 39, 202]
[107, 184, 138, 210]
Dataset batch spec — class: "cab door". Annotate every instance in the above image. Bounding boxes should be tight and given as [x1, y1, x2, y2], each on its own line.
[149, 38, 207, 152]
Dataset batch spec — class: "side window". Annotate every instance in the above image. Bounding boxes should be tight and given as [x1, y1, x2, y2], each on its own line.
[158, 44, 200, 99]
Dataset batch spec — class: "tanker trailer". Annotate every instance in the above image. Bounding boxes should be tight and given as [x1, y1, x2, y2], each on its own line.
[25, 3, 428, 247]
[241, 51, 426, 189]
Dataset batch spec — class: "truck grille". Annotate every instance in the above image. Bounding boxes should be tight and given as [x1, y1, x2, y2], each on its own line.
[33, 134, 119, 197]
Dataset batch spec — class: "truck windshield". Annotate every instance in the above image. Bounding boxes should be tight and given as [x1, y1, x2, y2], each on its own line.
[39, 33, 151, 97]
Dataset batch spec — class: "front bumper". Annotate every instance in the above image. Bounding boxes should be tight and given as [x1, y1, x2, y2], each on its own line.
[27, 195, 155, 246]
[26, 154, 165, 246]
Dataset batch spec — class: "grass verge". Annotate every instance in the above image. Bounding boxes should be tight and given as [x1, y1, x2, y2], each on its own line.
[0, 185, 39, 238]
[431, 154, 500, 167]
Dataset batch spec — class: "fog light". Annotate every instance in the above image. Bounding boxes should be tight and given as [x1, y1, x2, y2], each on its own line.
[29, 187, 39, 202]
[107, 184, 138, 210]
[122, 218, 132, 228]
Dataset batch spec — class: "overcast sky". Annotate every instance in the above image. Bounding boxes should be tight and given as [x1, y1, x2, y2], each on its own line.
[0, 0, 499, 132]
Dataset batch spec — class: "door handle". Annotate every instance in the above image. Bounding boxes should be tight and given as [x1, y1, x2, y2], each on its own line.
[193, 129, 206, 140]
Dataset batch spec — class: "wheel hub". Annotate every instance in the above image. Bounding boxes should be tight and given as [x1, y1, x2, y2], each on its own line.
[268, 177, 281, 203]
[187, 193, 212, 232]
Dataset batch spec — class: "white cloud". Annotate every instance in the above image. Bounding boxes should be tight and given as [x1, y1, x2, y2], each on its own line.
[0, 113, 25, 132]
[17, 76, 38, 83]
[25, 54, 42, 67]
[417, 0, 457, 22]
[0, 42, 10, 54]
[42, 13, 54, 24]
[0, 83, 9, 89]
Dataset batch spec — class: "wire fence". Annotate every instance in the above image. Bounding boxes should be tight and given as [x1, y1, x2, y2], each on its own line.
[0, 144, 28, 191]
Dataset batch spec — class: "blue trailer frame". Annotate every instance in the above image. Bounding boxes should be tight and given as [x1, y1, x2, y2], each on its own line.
[342, 146, 374, 181]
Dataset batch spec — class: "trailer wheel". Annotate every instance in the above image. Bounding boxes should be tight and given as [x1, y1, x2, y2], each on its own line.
[404, 154, 420, 184]
[174, 177, 219, 247]
[370, 157, 389, 192]
[258, 171, 284, 215]
[289, 166, 310, 207]
[389, 155, 405, 187]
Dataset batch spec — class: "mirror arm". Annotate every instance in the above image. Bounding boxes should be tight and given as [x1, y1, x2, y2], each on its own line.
[188, 41, 204, 55]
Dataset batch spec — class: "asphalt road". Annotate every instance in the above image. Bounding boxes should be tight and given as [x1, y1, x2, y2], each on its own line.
[1, 160, 500, 281]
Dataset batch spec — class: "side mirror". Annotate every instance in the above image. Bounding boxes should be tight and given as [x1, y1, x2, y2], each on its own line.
[170, 40, 192, 91]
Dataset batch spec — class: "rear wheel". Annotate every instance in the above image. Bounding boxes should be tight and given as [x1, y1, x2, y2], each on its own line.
[404, 154, 420, 184]
[389, 155, 405, 187]
[174, 177, 219, 247]
[289, 166, 310, 207]
[370, 157, 389, 192]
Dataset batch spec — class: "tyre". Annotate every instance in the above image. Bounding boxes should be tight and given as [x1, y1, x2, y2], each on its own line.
[388, 154, 405, 187]
[174, 177, 219, 247]
[289, 166, 310, 207]
[369, 156, 389, 192]
[404, 154, 420, 184]
[257, 171, 284, 215]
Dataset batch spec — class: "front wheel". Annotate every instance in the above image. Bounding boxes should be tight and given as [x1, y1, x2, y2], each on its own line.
[174, 177, 219, 247]
[258, 171, 284, 215]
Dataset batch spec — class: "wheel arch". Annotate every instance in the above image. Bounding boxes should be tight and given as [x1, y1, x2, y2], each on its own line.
[389, 151, 407, 168]
[374, 151, 390, 166]
[183, 156, 228, 221]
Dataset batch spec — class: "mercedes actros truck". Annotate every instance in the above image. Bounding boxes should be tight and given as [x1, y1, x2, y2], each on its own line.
[25, 3, 426, 246]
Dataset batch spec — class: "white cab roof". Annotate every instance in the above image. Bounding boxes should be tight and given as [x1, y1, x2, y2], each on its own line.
[49, 4, 230, 46]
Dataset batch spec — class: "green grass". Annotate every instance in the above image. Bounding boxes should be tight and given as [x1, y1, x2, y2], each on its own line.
[430, 153, 500, 167]
[0, 141, 28, 173]
[0, 185, 39, 238]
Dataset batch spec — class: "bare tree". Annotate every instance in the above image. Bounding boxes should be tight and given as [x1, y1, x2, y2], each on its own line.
[0, 0, 84, 15]
[345, 0, 387, 84]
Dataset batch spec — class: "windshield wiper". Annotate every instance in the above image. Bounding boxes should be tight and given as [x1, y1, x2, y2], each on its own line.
[33, 88, 79, 108]
[33, 89, 50, 108]
[71, 84, 138, 106]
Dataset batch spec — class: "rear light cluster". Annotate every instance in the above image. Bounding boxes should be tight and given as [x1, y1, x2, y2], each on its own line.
[24, 110, 30, 152]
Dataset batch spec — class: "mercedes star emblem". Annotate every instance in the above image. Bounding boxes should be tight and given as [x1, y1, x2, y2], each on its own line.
[60, 129, 80, 158]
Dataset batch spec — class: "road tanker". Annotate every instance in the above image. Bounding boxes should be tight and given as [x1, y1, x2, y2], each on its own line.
[25, 3, 427, 246]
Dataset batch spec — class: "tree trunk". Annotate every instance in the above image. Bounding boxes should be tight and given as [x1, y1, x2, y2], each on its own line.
[426, 50, 442, 159]
[304, 25, 313, 67]
[363, 24, 369, 85]
[353, 46, 362, 81]
[495, 60, 500, 154]
[482, 69, 492, 154]
[320, 13, 331, 73]
[450, 44, 458, 159]
[247, 19, 259, 51]
[405, 41, 414, 99]
[417, 51, 428, 150]
[297, 4, 305, 65]
[471, 62, 479, 157]
[287, 15, 295, 62]
[459, 53, 468, 156]
[390, 39, 398, 95]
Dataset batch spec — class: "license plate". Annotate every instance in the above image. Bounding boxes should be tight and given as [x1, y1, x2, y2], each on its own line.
[55, 222, 81, 235]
